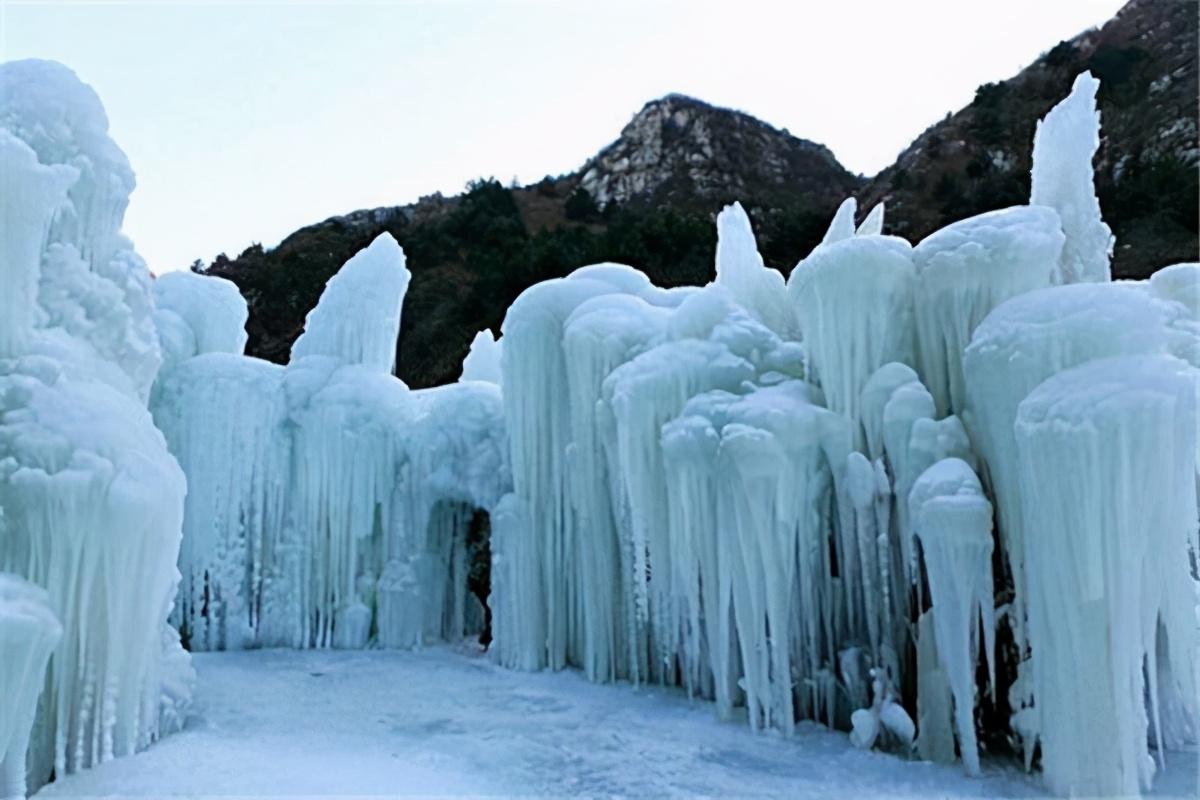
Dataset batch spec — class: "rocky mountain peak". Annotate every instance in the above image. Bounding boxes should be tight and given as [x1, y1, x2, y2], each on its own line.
[578, 93, 861, 211]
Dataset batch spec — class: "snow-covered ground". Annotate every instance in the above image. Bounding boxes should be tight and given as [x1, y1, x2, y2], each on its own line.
[35, 646, 1197, 798]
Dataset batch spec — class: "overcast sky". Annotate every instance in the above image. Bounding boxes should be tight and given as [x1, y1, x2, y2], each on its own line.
[2, 0, 1125, 273]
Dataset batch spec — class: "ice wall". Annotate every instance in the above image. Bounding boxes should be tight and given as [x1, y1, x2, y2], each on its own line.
[0, 60, 191, 793]
[962, 283, 1174, 658]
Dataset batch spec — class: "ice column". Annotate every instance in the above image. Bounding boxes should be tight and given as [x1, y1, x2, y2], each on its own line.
[1015, 354, 1200, 796]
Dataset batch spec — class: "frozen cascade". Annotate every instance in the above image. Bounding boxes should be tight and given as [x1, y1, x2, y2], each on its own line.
[1029, 71, 1113, 285]
[1015, 354, 1200, 797]
[0, 575, 62, 800]
[910, 206, 1062, 416]
[962, 283, 1177, 661]
[788, 232, 916, 445]
[909, 458, 995, 777]
[562, 291, 674, 681]
[153, 353, 289, 650]
[0, 60, 191, 793]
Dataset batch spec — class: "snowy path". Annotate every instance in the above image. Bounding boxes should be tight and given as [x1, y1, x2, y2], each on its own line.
[37, 647, 1196, 799]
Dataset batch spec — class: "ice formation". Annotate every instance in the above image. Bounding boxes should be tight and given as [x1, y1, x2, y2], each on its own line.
[153, 232, 510, 653]
[911, 206, 1062, 416]
[0, 575, 62, 800]
[1029, 71, 1113, 285]
[909, 458, 995, 776]
[487, 72, 1196, 798]
[787, 229, 916, 443]
[6, 61, 1193, 799]
[0, 60, 191, 793]
[1016, 354, 1199, 796]
[459, 329, 503, 384]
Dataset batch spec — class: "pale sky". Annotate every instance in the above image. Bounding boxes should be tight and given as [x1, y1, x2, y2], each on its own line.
[1, 0, 1126, 273]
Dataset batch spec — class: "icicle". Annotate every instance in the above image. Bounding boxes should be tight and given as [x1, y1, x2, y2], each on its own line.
[910, 458, 995, 777]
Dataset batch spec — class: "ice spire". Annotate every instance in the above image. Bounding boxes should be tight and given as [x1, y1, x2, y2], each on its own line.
[1030, 71, 1113, 284]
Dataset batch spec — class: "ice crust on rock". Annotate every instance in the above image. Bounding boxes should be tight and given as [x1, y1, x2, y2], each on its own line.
[0, 575, 62, 800]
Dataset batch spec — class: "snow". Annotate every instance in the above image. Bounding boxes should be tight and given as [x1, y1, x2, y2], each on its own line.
[1030, 71, 1114, 284]
[0, 575, 61, 800]
[1015, 354, 1200, 797]
[31, 646, 1096, 800]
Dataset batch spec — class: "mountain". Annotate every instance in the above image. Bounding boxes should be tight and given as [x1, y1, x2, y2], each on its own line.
[204, 95, 861, 387]
[858, 0, 1197, 278]
[202, 0, 1197, 388]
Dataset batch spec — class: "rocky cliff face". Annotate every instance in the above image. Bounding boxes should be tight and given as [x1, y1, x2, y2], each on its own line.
[578, 93, 861, 211]
[202, 0, 1196, 388]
